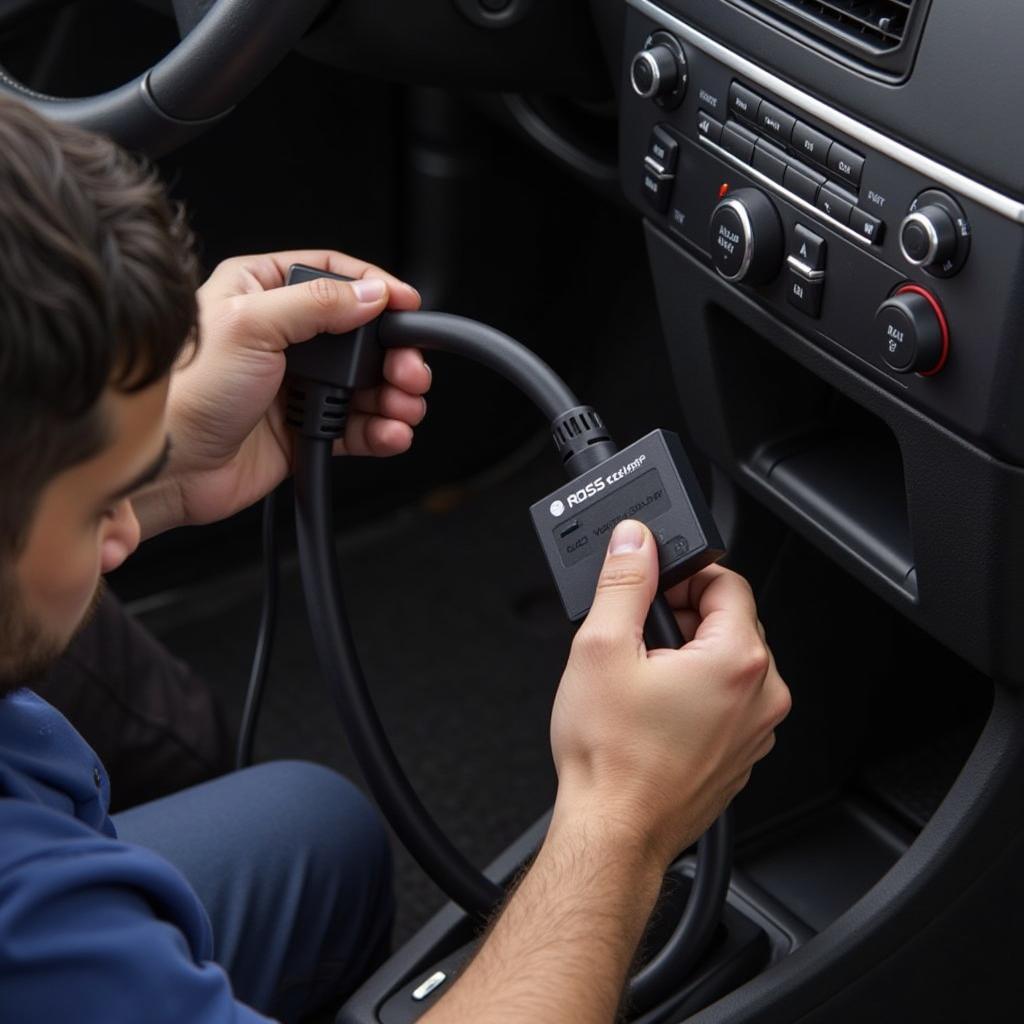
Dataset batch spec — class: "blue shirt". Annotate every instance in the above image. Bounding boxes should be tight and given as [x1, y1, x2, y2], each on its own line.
[0, 690, 272, 1023]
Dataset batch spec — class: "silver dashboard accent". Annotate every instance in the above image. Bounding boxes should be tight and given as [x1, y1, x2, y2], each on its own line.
[631, 49, 663, 98]
[899, 210, 941, 265]
[786, 254, 825, 279]
[700, 134, 873, 248]
[627, 0, 1024, 225]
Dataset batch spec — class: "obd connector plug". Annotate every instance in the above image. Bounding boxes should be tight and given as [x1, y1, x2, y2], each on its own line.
[530, 428, 724, 621]
[284, 263, 383, 439]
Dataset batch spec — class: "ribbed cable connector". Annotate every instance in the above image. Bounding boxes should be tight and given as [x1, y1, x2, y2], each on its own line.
[551, 405, 618, 477]
[285, 380, 352, 440]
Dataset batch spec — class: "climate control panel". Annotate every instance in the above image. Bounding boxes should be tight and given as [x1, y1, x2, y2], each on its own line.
[620, 4, 1024, 461]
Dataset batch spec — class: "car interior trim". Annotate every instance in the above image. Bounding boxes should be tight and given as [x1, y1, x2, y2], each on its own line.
[627, 0, 1024, 225]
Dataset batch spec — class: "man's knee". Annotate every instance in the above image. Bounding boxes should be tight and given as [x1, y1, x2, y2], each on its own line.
[243, 760, 393, 901]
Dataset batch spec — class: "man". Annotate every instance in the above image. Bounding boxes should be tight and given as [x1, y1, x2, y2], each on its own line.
[0, 97, 790, 1023]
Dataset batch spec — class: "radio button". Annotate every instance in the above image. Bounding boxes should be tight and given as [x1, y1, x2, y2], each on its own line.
[641, 165, 674, 212]
[785, 263, 824, 317]
[721, 121, 757, 163]
[647, 125, 679, 174]
[728, 82, 761, 123]
[757, 101, 796, 144]
[790, 224, 826, 271]
[792, 121, 832, 166]
[784, 161, 825, 204]
[816, 183, 855, 225]
[851, 206, 885, 244]
[752, 139, 787, 184]
[827, 143, 864, 188]
[697, 110, 723, 145]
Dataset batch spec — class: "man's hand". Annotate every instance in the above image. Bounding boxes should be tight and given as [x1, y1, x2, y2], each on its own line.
[550, 518, 791, 869]
[134, 250, 430, 539]
[424, 520, 789, 1023]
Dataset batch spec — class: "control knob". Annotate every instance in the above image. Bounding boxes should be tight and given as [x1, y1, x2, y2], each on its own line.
[874, 284, 949, 376]
[900, 206, 956, 267]
[629, 32, 688, 107]
[709, 188, 783, 284]
[898, 189, 970, 276]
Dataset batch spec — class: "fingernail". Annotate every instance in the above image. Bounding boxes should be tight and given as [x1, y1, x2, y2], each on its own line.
[609, 520, 643, 555]
[352, 278, 386, 302]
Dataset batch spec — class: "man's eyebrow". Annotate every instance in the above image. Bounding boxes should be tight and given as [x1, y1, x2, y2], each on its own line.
[105, 436, 173, 504]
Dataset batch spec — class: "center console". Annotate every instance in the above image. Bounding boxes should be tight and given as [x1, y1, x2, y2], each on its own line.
[620, 0, 1024, 683]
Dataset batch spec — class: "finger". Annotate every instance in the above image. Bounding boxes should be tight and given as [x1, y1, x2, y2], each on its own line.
[663, 562, 731, 613]
[679, 570, 768, 675]
[687, 567, 760, 636]
[333, 413, 413, 458]
[576, 521, 659, 661]
[205, 251, 420, 308]
[230, 275, 390, 350]
[383, 347, 432, 395]
[350, 384, 427, 426]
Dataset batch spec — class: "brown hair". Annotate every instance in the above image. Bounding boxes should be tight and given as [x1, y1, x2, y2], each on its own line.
[0, 96, 199, 551]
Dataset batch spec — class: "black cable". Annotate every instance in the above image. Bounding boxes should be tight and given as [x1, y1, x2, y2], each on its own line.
[630, 598, 735, 1012]
[235, 490, 279, 770]
[288, 304, 734, 1007]
[377, 311, 580, 422]
[293, 437, 504, 921]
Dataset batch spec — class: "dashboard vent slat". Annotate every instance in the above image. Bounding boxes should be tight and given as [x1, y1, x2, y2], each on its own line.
[733, 0, 930, 77]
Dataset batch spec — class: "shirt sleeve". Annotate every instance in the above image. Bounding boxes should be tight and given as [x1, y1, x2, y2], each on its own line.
[0, 801, 276, 1024]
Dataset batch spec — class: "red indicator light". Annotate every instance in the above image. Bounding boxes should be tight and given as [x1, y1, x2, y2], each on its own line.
[718, 182, 730, 198]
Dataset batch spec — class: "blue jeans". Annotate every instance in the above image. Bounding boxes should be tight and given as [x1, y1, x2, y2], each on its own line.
[113, 761, 394, 1023]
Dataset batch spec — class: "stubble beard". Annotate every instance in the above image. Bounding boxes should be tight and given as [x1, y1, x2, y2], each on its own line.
[0, 568, 106, 697]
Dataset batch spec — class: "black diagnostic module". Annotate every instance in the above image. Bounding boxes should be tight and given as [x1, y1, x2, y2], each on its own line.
[529, 429, 724, 620]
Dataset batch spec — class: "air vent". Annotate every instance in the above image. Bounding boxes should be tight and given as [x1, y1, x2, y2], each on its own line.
[733, 0, 931, 78]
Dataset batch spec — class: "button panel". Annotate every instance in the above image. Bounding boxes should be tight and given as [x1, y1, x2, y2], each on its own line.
[696, 81, 883, 248]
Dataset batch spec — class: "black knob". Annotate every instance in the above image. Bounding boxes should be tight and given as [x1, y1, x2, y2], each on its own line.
[899, 204, 957, 269]
[630, 45, 679, 99]
[875, 286, 949, 375]
[709, 188, 783, 285]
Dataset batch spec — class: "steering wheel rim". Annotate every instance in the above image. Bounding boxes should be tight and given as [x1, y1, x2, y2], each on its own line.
[0, 0, 328, 156]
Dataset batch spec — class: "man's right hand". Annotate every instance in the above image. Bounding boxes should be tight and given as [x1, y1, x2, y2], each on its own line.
[550, 518, 791, 871]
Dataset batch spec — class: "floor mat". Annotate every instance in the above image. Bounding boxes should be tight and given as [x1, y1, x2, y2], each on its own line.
[132, 447, 574, 944]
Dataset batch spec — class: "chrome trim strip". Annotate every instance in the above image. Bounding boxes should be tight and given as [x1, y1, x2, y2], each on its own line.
[786, 255, 825, 279]
[628, 0, 1024, 224]
[699, 134, 874, 247]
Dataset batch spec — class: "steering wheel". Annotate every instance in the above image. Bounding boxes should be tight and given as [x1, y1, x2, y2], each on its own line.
[0, 0, 328, 155]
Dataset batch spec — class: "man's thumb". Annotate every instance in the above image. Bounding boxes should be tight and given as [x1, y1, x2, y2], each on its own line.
[580, 520, 659, 649]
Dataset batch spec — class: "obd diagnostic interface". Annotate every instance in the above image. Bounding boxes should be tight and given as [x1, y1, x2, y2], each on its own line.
[530, 429, 724, 620]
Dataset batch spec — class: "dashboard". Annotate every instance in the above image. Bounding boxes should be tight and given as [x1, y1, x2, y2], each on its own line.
[617, 0, 1024, 683]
